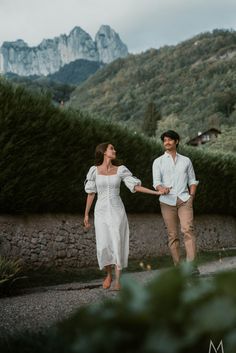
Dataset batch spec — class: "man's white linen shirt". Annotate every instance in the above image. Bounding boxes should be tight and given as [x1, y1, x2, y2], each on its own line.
[152, 152, 199, 206]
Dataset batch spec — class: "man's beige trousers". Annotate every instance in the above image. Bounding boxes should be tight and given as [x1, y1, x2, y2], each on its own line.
[160, 197, 196, 265]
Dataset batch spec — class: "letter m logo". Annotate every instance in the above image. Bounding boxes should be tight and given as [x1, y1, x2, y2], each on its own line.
[209, 340, 224, 353]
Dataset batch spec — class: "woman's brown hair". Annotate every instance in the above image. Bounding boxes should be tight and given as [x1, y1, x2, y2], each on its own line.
[95, 142, 121, 166]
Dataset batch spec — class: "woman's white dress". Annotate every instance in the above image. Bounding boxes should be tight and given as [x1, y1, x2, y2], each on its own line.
[85, 165, 141, 270]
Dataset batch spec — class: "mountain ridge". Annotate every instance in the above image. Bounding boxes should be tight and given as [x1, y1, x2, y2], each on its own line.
[0, 25, 128, 76]
[68, 29, 236, 138]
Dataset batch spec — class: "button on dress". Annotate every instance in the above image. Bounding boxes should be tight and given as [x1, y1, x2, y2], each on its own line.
[85, 165, 141, 270]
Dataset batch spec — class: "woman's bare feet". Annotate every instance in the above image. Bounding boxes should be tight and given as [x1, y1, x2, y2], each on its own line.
[102, 275, 112, 289]
[113, 281, 121, 291]
[112, 265, 121, 290]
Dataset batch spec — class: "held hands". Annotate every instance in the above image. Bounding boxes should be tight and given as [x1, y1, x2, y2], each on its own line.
[156, 189, 167, 195]
[83, 214, 91, 232]
[157, 186, 172, 195]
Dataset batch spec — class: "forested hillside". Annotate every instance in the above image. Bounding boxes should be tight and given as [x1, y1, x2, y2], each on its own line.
[4, 73, 75, 104]
[47, 59, 104, 85]
[3, 59, 104, 104]
[69, 29, 236, 141]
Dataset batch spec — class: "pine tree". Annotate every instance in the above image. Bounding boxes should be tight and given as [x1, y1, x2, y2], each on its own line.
[142, 102, 161, 137]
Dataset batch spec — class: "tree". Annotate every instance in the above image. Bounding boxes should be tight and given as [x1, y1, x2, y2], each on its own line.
[156, 113, 190, 142]
[215, 92, 236, 117]
[206, 125, 236, 153]
[142, 102, 161, 137]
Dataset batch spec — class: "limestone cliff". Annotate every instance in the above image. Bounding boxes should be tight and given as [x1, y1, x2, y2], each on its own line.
[0, 25, 128, 76]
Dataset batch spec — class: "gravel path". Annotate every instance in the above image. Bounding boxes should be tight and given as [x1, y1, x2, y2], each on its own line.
[0, 257, 236, 337]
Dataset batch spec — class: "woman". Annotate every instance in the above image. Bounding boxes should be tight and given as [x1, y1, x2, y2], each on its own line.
[84, 142, 163, 290]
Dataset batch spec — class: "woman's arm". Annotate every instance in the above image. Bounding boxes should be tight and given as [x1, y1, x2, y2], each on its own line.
[84, 193, 96, 229]
[134, 185, 164, 195]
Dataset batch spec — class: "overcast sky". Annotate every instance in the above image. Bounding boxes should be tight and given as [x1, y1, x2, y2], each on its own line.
[0, 0, 235, 53]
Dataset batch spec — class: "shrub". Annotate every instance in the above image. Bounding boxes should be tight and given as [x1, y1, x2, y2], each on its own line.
[0, 78, 235, 214]
[0, 256, 22, 284]
[0, 256, 22, 295]
[1, 266, 236, 353]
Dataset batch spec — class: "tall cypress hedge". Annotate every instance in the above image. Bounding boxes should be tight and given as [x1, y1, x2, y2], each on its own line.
[0, 78, 235, 215]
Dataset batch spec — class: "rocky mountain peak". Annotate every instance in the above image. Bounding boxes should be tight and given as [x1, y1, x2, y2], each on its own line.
[0, 25, 128, 76]
[70, 26, 88, 36]
[95, 25, 128, 63]
[3, 39, 28, 49]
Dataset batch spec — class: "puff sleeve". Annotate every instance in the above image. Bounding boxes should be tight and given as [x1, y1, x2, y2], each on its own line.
[84, 166, 97, 193]
[118, 165, 141, 193]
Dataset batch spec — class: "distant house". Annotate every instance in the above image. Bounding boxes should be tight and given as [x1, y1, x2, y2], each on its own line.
[187, 128, 221, 146]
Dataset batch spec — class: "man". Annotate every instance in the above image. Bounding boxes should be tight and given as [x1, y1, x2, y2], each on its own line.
[152, 130, 199, 274]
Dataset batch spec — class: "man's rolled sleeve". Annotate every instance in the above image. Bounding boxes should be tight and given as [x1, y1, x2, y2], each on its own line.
[152, 159, 162, 189]
[187, 160, 199, 186]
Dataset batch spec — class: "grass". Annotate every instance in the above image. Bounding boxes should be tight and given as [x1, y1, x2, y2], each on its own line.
[3, 248, 235, 296]
[126, 248, 236, 272]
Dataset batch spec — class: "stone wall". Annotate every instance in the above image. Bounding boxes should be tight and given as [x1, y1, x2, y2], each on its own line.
[0, 214, 235, 269]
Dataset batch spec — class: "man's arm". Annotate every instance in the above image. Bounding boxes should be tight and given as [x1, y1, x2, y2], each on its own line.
[187, 160, 199, 198]
[189, 184, 197, 198]
[152, 158, 170, 194]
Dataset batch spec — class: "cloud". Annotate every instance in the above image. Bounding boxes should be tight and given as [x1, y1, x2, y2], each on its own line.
[0, 0, 236, 52]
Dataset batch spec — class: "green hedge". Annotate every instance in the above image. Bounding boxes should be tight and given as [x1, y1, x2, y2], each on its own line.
[0, 78, 235, 214]
[1, 267, 236, 353]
